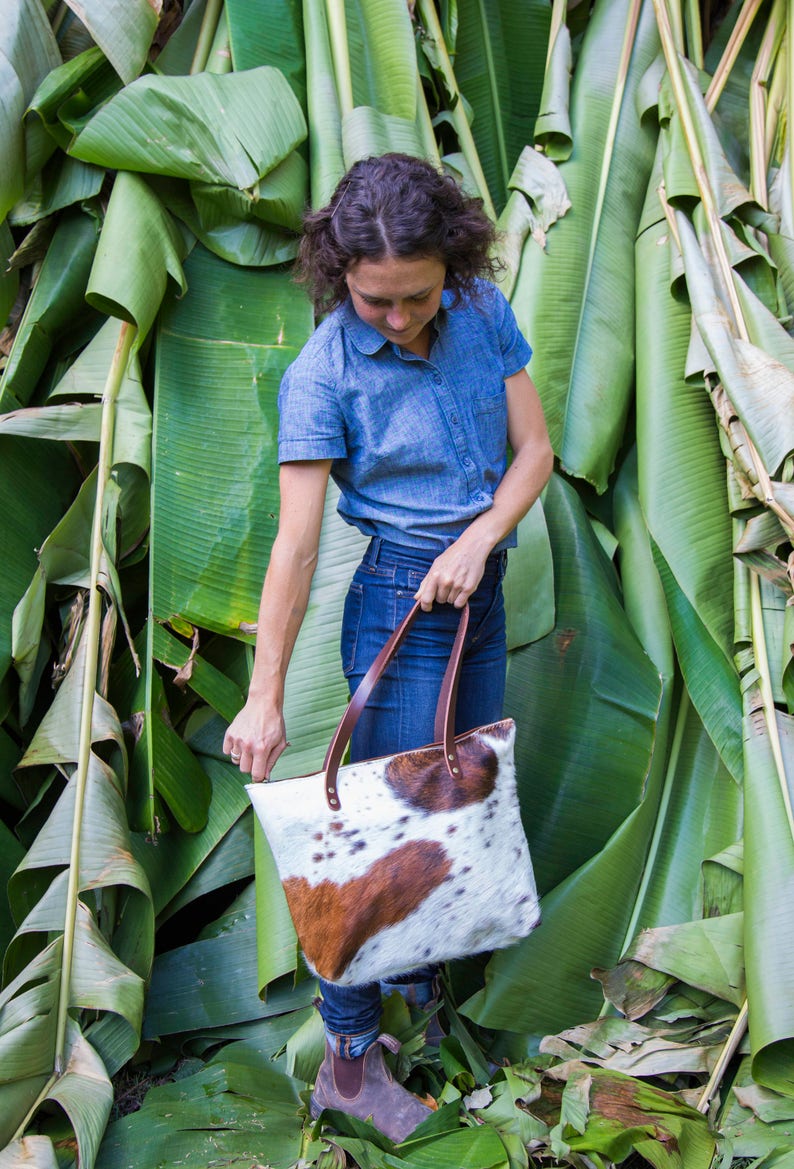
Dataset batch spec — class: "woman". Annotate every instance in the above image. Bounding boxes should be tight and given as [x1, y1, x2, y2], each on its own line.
[224, 153, 553, 1141]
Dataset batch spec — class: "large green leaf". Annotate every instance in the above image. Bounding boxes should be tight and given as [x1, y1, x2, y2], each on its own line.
[653, 543, 744, 782]
[344, 0, 417, 120]
[0, 435, 79, 687]
[96, 1049, 306, 1169]
[506, 474, 662, 892]
[70, 67, 307, 187]
[226, 0, 306, 110]
[449, 0, 552, 210]
[151, 244, 313, 634]
[743, 692, 794, 1095]
[0, 210, 100, 411]
[302, 0, 344, 207]
[143, 887, 314, 1036]
[0, 0, 61, 220]
[635, 186, 734, 660]
[86, 171, 188, 343]
[62, 0, 158, 86]
[508, 0, 659, 490]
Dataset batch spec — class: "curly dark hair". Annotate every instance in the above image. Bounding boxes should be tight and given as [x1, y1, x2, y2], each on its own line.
[296, 153, 499, 312]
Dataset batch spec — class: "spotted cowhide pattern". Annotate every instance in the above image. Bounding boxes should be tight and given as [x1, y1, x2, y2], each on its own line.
[248, 717, 540, 986]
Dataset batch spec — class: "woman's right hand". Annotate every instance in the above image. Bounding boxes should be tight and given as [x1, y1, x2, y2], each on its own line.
[223, 698, 288, 783]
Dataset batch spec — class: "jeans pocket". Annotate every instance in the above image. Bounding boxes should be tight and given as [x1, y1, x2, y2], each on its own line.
[341, 580, 364, 676]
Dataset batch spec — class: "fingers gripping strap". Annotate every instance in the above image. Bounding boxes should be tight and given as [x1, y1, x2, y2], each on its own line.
[323, 601, 470, 810]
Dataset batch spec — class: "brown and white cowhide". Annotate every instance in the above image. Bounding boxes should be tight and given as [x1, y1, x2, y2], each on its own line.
[248, 717, 540, 986]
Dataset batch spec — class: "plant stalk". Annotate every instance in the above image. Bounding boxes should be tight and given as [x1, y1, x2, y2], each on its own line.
[749, 571, 794, 836]
[697, 1000, 749, 1112]
[190, 0, 223, 74]
[206, 9, 232, 74]
[415, 0, 496, 219]
[53, 320, 135, 1076]
[546, 0, 568, 72]
[789, 0, 794, 219]
[747, 0, 785, 205]
[683, 0, 703, 66]
[326, 0, 354, 119]
[704, 0, 766, 111]
[569, 0, 643, 391]
[654, 0, 794, 541]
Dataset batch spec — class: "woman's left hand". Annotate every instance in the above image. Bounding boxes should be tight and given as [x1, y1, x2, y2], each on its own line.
[414, 541, 489, 610]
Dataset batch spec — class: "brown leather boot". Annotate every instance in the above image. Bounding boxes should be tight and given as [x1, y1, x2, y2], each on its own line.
[310, 1033, 433, 1142]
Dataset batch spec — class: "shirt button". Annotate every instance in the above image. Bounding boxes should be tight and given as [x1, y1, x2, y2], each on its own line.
[451, 413, 459, 424]
[463, 457, 473, 467]
[433, 374, 442, 384]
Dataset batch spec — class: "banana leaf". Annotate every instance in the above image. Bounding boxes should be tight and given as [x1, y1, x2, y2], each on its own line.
[0, 220, 17, 323]
[343, 0, 417, 120]
[743, 688, 794, 1095]
[0, 435, 79, 687]
[508, 474, 663, 891]
[1, 632, 151, 1147]
[0, 0, 61, 220]
[652, 542, 744, 782]
[226, 0, 306, 110]
[534, 14, 573, 161]
[0, 210, 100, 411]
[95, 1049, 307, 1169]
[463, 471, 667, 1034]
[86, 172, 187, 343]
[142, 887, 315, 1037]
[61, 0, 159, 86]
[508, 0, 660, 491]
[636, 175, 734, 661]
[26, 44, 121, 151]
[677, 215, 794, 479]
[9, 154, 103, 225]
[150, 245, 312, 634]
[69, 67, 307, 187]
[302, 0, 344, 208]
[446, 0, 552, 210]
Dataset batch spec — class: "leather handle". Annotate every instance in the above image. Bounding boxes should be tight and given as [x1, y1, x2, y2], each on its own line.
[322, 601, 470, 810]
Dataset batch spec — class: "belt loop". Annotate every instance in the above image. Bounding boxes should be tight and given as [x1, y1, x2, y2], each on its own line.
[367, 536, 383, 567]
[499, 549, 507, 579]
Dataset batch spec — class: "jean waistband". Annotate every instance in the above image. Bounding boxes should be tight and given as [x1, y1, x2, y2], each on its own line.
[361, 536, 507, 575]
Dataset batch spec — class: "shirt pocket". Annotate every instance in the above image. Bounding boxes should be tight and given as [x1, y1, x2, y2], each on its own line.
[473, 390, 508, 464]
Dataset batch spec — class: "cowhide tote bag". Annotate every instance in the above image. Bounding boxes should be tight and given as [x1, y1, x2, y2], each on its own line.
[247, 600, 540, 987]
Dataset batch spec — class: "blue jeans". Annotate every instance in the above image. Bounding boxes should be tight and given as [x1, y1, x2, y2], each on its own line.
[317, 537, 507, 1057]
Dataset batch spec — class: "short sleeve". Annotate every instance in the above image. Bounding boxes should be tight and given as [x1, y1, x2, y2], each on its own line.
[490, 284, 532, 377]
[277, 351, 348, 463]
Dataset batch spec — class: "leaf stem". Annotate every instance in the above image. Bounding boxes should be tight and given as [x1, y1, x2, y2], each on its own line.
[697, 999, 749, 1112]
[54, 321, 135, 1076]
[683, 0, 703, 68]
[326, 0, 354, 119]
[704, 0, 766, 112]
[546, 0, 568, 72]
[415, 0, 496, 219]
[749, 570, 794, 838]
[747, 0, 785, 205]
[190, 0, 223, 75]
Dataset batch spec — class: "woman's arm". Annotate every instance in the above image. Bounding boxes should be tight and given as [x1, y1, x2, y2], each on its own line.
[414, 368, 553, 610]
[223, 459, 332, 781]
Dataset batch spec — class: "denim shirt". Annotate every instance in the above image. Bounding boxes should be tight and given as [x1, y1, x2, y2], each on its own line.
[277, 279, 532, 552]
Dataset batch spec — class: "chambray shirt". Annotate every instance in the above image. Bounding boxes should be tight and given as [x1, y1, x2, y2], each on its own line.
[277, 279, 532, 552]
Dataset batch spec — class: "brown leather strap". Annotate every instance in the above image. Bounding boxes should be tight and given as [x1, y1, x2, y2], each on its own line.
[323, 601, 470, 810]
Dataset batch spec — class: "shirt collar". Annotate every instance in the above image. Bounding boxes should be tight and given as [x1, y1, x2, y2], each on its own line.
[340, 291, 453, 356]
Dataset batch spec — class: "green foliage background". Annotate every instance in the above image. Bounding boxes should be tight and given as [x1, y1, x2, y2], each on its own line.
[0, 0, 793, 1166]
